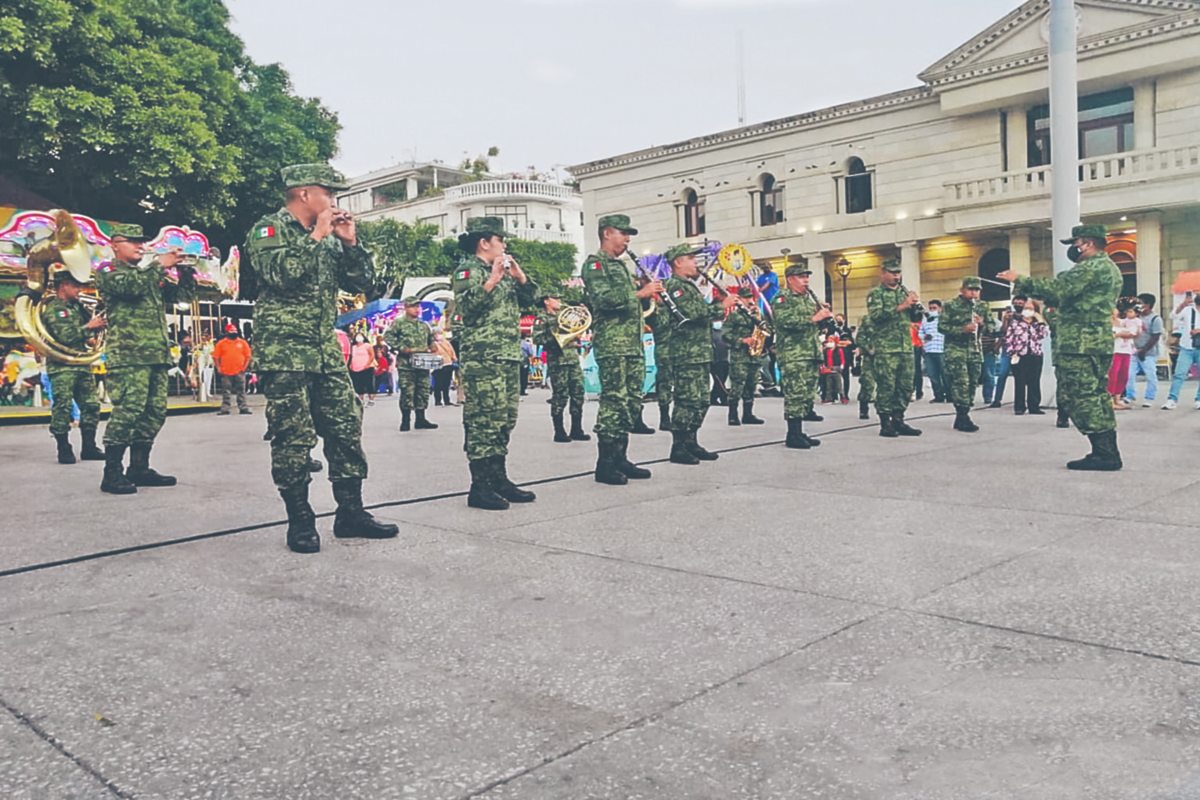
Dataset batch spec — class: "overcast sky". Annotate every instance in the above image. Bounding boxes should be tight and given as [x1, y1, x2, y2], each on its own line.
[226, 0, 1022, 180]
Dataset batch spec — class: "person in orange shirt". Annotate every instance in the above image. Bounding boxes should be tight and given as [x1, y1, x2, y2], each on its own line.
[212, 323, 253, 415]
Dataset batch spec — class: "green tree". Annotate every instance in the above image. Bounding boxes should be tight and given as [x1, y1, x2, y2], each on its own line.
[505, 238, 578, 292]
[0, 0, 338, 249]
[356, 218, 454, 289]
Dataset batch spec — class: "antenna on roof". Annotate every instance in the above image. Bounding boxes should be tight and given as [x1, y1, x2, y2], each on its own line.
[736, 29, 746, 126]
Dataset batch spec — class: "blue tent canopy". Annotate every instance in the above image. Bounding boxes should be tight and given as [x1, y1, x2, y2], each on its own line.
[336, 298, 400, 327]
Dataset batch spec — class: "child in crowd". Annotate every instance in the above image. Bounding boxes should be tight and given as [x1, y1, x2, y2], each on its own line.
[1109, 299, 1142, 410]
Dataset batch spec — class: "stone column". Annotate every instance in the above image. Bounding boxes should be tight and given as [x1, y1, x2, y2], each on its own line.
[1133, 81, 1156, 151]
[897, 241, 921, 296]
[1136, 212, 1162, 304]
[1007, 228, 1032, 277]
[405, 177, 419, 200]
[1005, 108, 1028, 171]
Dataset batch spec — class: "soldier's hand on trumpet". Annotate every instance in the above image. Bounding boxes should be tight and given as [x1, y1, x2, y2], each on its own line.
[331, 209, 356, 246]
[84, 315, 108, 331]
[158, 249, 182, 268]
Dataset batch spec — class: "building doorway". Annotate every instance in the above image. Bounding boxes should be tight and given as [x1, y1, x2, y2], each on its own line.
[1107, 233, 1137, 297]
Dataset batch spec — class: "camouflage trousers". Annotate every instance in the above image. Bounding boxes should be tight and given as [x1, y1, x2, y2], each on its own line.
[262, 370, 367, 489]
[47, 367, 100, 435]
[872, 352, 914, 416]
[397, 368, 430, 412]
[547, 360, 584, 416]
[461, 360, 520, 461]
[780, 357, 819, 420]
[104, 366, 168, 446]
[594, 355, 644, 440]
[671, 361, 710, 430]
[857, 355, 876, 403]
[944, 348, 982, 410]
[1056, 354, 1116, 435]
[728, 354, 761, 402]
[654, 353, 673, 406]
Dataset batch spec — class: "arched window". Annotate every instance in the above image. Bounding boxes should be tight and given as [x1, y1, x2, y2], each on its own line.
[844, 158, 873, 214]
[682, 189, 705, 237]
[757, 174, 783, 227]
[978, 248, 1010, 303]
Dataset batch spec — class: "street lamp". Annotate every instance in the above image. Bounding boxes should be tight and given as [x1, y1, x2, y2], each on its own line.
[836, 257, 851, 320]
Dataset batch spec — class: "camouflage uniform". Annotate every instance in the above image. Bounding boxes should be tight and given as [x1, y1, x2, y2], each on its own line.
[646, 302, 675, 428]
[855, 313, 876, 411]
[532, 310, 585, 418]
[722, 302, 762, 404]
[385, 315, 433, 413]
[772, 288, 822, 420]
[581, 250, 644, 440]
[662, 277, 723, 431]
[866, 274, 920, 426]
[40, 296, 101, 436]
[940, 283, 987, 430]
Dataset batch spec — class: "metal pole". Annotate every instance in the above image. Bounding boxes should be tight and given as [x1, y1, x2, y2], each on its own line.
[1049, 0, 1081, 275]
[841, 275, 848, 320]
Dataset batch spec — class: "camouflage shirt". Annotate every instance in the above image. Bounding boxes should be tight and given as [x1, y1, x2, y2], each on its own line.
[452, 255, 537, 365]
[645, 302, 676, 360]
[721, 306, 758, 362]
[95, 258, 195, 369]
[384, 316, 432, 369]
[866, 283, 919, 354]
[940, 295, 988, 354]
[244, 207, 375, 373]
[581, 251, 642, 358]
[855, 314, 875, 356]
[39, 296, 92, 373]
[772, 289, 821, 363]
[662, 277, 723, 365]
[1014, 254, 1122, 357]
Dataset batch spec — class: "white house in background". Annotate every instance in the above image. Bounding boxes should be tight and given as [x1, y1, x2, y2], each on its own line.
[337, 161, 586, 256]
[568, 0, 1200, 320]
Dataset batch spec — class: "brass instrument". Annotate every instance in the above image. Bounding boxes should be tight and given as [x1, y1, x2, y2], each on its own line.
[553, 304, 592, 350]
[13, 209, 105, 366]
[628, 249, 687, 325]
[698, 242, 773, 354]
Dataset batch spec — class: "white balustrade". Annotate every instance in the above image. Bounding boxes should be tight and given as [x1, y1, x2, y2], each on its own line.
[443, 179, 577, 204]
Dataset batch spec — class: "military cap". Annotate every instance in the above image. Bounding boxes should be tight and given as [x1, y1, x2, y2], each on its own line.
[402, 296, 419, 305]
[463, 216, 511, 238]
[784, 264, 812, 278]
[1059, 224, 1108, 244]
[49, 262, 92, 284]
[881, 258, 902, 273]
[737, 285, 755, 298]
[108, 222, 146, 241]
[664, 244, 702, 263]
[961, 276, 982, 289]
[597, 214, 638, 235]
[280, 163, 349, 191]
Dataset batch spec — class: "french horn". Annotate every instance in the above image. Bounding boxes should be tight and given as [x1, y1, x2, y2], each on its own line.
[553, 304, 592, 350]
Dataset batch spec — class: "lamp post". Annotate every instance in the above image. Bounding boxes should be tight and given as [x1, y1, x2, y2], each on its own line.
[836, 257, 851, 320]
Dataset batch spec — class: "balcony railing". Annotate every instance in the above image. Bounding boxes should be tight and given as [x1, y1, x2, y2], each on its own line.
[505, 227, 578, 245]
[443, 179, 577, 204]
[944, 144, 1200, 208]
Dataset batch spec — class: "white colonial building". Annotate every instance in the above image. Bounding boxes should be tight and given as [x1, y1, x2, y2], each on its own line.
[337, 161, 585, 256]
[569, 0, 1200, 318]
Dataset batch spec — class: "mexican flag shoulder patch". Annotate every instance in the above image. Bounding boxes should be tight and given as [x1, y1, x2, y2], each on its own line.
[455, 269, 470, 280]
[671, 289, 683, 298]
[255, 225, 276, 239]
[58, 309, 70, 318]
[588, 261, 602, 271]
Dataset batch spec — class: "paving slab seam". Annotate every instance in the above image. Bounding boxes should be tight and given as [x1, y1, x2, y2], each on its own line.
[459, 613, 882, 799]
[0, 694, 134, 799]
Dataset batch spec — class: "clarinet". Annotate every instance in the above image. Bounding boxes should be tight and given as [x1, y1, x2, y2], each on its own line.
[629, 250, 689, 326]
[896, 283, 926, 322]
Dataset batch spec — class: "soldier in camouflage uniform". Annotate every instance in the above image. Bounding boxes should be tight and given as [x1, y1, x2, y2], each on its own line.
[773, 264, 833, 449]
[95, 224, 195, 494]
[531, 294, 590, 443]
[866, 258, 924, 437]
[940, 276, 987, 433]
[1000, 224, 1123, 470]
[581, 214, 661, 485]
[646, 295, 675, 431]
[384, 297, 438, 432]
[1044, 306, 1071, 428]
[453, 216, 539, 510]
[244, 163, 398, 553]
[855, 313, 876, 420]
[721, 286, 766, 426]
[661, 245, 736, 464]
[40, 266, 106, 464]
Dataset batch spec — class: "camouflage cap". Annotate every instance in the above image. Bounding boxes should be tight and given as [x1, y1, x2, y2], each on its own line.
[597, 214, 638, 235]
[881, 258, 902, 273]
[1059, 224, 1109, 244]
[402, 296, 419, 305]
[664, 244, 703, 263]
[737, 285, 755, 298]
[108, 222, 146, 242]
[784, 264, 812, 278]
[961, 276, 982, 289]
[463, 216, 511, 238]
[280, 163, 350, 191]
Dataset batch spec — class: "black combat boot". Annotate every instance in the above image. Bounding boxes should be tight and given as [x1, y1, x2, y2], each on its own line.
[630, 408, 656, 435]
[552, 411, 571, 443]
[741, 400, 764, 425]
[491, 455, 536, 503]
[54, 432, 76, 464]
[858, 399, 870, 420]
[893, 414, 922, 437]
[687, 429, 719, 461]
[127, 443, 176, 486]
[615, 435, 652, 479]
[569, 411, 591, 441]
[467, 459, 510, 509]
[1067, 431, 1122, 471]
[100, 445, 137, 494]
[79, 426, 104, 461]
[802, 409, 824, 422]
[785, 418, 808, 449]
[658, 402, 672, 431]
[414, 410, 438, 430]
[879, 413, 899, 438]
[280, 483, 319, 554]
[669, 430, 700, 465]
[594, 439, 628, 486]
[727, 404, 741, 426]
[332, 478, 401, 536]
[399, 410, 411, 432]
[953, 406, 979, 433]
[1056, 407, 1071, 428]
[798, 419, 821, 448]
[308, 457, 324, 473]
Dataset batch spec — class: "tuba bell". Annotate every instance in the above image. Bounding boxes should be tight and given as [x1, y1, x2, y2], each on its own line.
[13, 210, 105, 366]
[554, 304, 592, 350]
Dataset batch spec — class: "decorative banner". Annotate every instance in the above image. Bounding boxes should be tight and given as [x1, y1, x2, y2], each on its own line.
[0, 210, 115, 275]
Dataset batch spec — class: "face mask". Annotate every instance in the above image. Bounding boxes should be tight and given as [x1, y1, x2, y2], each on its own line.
[1022, 309, 1034, 319]
[355, 337, 365, 344]
[1066, 245, 1082, 263]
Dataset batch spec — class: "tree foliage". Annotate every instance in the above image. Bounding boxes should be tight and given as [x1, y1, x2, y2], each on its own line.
[0, 0, 339, 249]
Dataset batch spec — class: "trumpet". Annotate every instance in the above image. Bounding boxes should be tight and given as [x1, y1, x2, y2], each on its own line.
[628, 249, 687, 326]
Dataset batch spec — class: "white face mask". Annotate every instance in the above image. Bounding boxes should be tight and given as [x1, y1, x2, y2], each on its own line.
[1022, 309, 1034, 319]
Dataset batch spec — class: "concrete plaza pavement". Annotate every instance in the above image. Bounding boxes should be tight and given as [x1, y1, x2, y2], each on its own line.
[2, 387, 1199, 799]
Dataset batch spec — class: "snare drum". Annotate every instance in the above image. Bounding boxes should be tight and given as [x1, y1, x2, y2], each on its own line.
[410, 353, 444, 371]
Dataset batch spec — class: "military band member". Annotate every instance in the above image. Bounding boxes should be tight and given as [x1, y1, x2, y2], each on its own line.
[773, 264, 832, 449]
[532, 294, 590, 443]
[244, 163, 398, 553]
[998, 224, 1123, 470]
[581, 214, 659, 485]
[940, 276, 987, 432]
[385, 297, 438, 432]
[646, 293, 675, 431]
[453, 216, 539, 510]
[721, 285, 765, 426]
[41, 265, 106, 464]
[662, 245, 737, 464]
[866, 258, 923, 437]
[95, 224, 194, 494]
[855, 313, 875, 420]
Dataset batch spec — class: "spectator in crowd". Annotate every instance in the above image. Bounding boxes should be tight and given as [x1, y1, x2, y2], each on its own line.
[195, 332, 215, 399]
[1162, 292, 1200, 410]
[820, 334, 847, 403]
[431, 332, 457, 406]
[336, 327, 351, 364]
[1004, 298, 1048, 415]
[831, 314, 854, 399]
[347, 332, 377, 405]
[373, 340, 393, 395]
[520, 336, 535, 396]
[212, 323, 253, 415]
[1109, 299, 1141, 410]
[918, 299, 946, 403]
[1124, 293, 1162, 407]
[979, 311, 1002, 404]
[756, 263, 779, 303]
[910, 321, 924, 400]
[170, 332, 193, 392]
[990, 294, 1028, 407]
